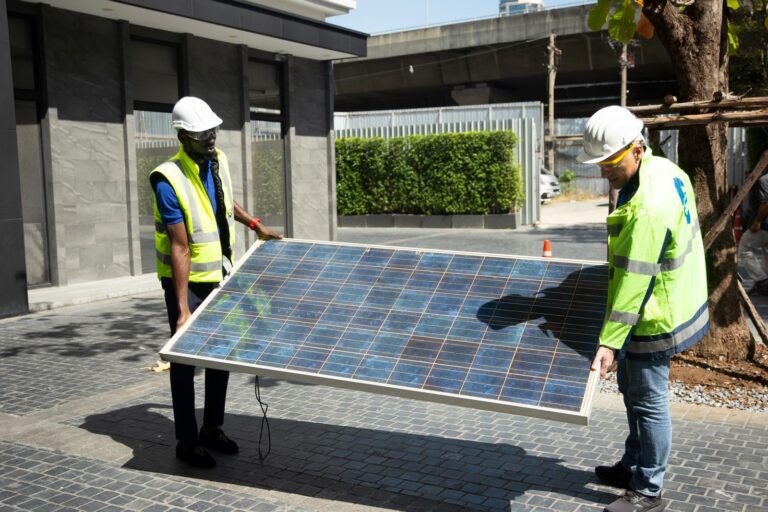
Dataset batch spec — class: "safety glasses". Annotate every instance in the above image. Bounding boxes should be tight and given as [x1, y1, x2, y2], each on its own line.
[598, 143, 635, 169]
[183, 126, 219, 141]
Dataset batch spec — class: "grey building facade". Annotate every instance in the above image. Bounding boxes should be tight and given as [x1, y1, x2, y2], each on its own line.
[2, 0, 366, 317]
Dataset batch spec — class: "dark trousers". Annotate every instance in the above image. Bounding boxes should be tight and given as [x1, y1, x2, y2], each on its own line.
[162, 278, 229, 443]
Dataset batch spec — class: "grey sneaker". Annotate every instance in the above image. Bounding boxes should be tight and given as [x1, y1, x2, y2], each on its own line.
[604, 490, 665, 512]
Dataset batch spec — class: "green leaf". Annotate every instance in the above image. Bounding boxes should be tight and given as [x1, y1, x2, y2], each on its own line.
[588, 0, 614, 31]
[728, 22, 740, 52]
[607, 0, 638, 43]
[726, 0, 739, 9]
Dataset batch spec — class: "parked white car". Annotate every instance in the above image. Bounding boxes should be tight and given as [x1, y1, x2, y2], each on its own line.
[540, 170, 561, 201]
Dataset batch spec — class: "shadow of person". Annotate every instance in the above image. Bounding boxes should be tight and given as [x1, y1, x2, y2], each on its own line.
[477, 267, 607, 360]
[80, 402, 616, 511]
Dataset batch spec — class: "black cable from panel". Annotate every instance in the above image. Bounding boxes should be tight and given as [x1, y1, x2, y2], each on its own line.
[254, 376, 271, 461]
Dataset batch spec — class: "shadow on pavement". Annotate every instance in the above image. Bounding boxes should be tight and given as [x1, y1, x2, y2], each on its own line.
[2, 298, 165, 362]
[80, 403, 615, 511]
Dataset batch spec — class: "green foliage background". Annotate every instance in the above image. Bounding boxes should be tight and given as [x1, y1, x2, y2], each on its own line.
[336, 131, 524, 215]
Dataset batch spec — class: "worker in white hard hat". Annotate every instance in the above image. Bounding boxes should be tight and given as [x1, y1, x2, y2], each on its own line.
[581, 106, 708, 512]
[150, 96, 281, 469]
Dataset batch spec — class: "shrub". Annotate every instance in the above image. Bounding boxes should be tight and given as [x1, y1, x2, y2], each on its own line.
[336, 131, 524, 215]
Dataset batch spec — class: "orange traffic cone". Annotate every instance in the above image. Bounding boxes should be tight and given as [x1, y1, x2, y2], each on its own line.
[542, 240, 552, 258]
[733, 207, 743, 243]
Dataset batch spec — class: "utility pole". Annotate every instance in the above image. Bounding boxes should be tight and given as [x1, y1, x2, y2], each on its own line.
[609, 43, 630, 213]
[546, 32, 560, 173]
[620, 43, 628, 107]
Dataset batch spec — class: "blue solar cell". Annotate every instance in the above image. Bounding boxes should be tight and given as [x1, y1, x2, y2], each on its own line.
[462, 370, 506, 399]
[319, 263, 355, 282]
[362, 288, 401, 309]
[276, 279, 311, 298]
[198, 335, 238, 358]
[378, 268, 413, 288]
[405, 272, 442, 290]
[413, 315, 453, 338]
[163, 240, 608, 424]
[274, 322, 313, 343]
[292, 302, 327, 322]
[279, 242, 310, 258]
[438, 274, 474, 294]
[290, 261, 326, 279]
[317, 304, 357, 326]
[335, 285, 372, 305]
[288, 347, 330, 371]
[228, 340, 267, 363]
[426, 293, 464, 316]
[263, 259, 299, 276]
[305, 325, 341, 348]
[510, 260, 547, 279]
[173, 332, 207, 354]
[435, 340, 477, 366]
[447, 255, 482, 275]
[305, 244, 338, 261]
[305, 282, 342, 302]
[381, 311, 421, 334]
[258, 342, 298, 365]
[323, 351, 363, 376]
[394, 290, 431, 312]
[360, 248, 394, 267]
[425, 365, 467, 393]
[348, 266, 382, 284]
[388, 360, 431, 387]
[402, 336, 442, 362]
[471, 276, 507, 297]
[349, 308, 388, 330]
[472, 345, 515, 373]
[335, 328, 376, 353]
[417, 252, 453, 272]
[478, 258, 515, 278]
[369, 332, 408, 358]
[355, 355, 396, 382]
[387, 251, 422, 269]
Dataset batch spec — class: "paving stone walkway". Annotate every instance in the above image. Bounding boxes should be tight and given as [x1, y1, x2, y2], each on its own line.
[1, 293, 767, 512]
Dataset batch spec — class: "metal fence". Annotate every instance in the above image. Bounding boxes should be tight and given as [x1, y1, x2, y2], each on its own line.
[335, 103, 544, 225]
[554, 118, 749, 195]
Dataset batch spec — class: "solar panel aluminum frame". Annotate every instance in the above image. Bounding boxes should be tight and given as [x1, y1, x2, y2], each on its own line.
[159, 239, 605, 426]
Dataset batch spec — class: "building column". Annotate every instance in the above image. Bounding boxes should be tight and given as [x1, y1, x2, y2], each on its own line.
[0, 0, 30, 316]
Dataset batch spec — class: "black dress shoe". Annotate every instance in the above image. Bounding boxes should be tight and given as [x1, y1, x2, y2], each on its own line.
[604, 489, 665, 512]
[595, 461, 633, 489]
[199, 426, 239, 455]
[176, 441, 216, 469]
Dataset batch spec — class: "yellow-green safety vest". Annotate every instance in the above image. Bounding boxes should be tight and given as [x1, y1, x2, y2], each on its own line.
[600, 147, 709, 360]
[150, 148, 236, 283]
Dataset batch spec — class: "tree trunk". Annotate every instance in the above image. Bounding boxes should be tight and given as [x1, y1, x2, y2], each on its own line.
[645, 0, 751, 360]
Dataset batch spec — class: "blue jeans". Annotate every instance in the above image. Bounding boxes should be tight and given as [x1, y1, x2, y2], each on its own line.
[617, 356, 671, 497]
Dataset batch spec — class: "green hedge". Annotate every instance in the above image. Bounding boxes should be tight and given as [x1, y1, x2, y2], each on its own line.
[336, 131, 524, 215]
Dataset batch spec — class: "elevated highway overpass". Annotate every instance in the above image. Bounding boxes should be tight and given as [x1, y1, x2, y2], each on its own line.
[333, 5, 676, 117]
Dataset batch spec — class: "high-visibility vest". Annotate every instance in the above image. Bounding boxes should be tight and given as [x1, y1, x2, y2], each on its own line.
[151, 148, 236, 283]
[600, 147, 709, 360]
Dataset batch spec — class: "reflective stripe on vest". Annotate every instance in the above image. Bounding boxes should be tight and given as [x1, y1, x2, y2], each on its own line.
[626, 303, 709, 354]
[612, 218, 701, 276]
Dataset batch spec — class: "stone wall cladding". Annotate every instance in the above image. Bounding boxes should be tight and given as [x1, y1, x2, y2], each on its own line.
[44, 8, 128, 285]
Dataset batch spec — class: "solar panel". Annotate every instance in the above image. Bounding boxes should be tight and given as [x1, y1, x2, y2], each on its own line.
[160, 240, 608, 425]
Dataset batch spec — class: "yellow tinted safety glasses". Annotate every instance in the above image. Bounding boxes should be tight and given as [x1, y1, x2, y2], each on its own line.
[598, 144, 635, 168]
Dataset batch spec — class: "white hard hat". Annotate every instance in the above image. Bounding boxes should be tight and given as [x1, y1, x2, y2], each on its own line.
[171, 96, 223, 132]
[578, 106, 644, 164]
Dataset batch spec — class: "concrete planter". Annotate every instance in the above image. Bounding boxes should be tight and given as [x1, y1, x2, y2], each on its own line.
[338, 213, 518, 229]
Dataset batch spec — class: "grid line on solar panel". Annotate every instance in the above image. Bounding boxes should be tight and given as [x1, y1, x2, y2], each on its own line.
[163, 240, 607, 418]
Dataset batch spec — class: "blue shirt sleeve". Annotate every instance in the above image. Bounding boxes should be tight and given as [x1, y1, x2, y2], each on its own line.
[152, 177, 184, 226]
